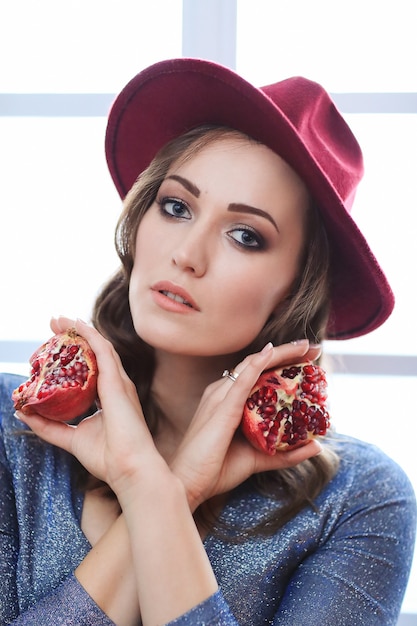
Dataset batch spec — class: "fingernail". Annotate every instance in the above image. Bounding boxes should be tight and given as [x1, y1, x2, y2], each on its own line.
[261, 342, 273, 354]
[290, 339, 308, 346]
[14, 411, 25, 421]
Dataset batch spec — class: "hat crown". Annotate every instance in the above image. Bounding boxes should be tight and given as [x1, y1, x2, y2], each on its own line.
[261, 77, 364, 213]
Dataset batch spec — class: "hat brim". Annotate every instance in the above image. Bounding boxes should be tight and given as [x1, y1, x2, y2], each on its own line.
[105, 58, 394, 340]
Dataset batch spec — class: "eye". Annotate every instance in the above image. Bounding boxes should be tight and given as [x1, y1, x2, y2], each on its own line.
[158, 197, 191, 220]
[227, 227, 265, 250]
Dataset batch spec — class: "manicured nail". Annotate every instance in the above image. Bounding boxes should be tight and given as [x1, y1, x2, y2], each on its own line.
[261, 342, 273, 354]
[290, 339, 308, 346]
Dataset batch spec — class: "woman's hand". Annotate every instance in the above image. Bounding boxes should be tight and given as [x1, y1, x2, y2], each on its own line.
[170, 340, 323, 512]
[15, 317, 162, 499]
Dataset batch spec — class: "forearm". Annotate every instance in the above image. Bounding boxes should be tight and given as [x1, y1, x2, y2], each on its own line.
[74, 469, 218, 626]
[75, 515, 140, 626]
[120, 467, 218, 626]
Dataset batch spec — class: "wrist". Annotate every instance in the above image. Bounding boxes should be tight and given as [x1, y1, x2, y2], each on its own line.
[169, 461, 206, 513]
[116, 456, 186, 514]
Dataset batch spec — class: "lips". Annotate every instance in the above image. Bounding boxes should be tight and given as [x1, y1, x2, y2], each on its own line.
[159, 290, 193, 307]
[151, 281, 200, 311]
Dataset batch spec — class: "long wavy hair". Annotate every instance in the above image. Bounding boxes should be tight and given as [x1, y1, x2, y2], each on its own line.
[89, 126, 339, 537]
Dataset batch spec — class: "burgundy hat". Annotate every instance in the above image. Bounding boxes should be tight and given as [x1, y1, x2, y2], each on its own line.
[105, 57, 394, 340]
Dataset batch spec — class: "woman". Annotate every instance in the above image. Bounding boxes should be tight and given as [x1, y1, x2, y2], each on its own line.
[2, 58, 415, 625]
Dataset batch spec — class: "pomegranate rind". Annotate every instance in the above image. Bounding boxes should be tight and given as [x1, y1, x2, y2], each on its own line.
[242, 361, 330, 455]
[12, 329, 98, 422]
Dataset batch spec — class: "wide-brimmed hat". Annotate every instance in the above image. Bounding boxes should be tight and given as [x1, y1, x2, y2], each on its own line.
[105, 57, 394, 340]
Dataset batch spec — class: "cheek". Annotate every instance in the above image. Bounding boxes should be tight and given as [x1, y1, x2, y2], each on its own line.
[266, 236, 307, 312]
[128, 222, 153, 301]
[247, 282, 289, 322]
[132, 212, 161, 269]
[220, 267, 291, 330]
[135, 213, 152, 252]
[235, 251, 301, 318]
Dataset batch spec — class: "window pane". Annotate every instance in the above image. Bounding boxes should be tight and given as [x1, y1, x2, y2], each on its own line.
[324, 114, 417, 358]
[0, 0, 182, 93]
[0, 117, 121, 341]
[236, 0, 417, 91]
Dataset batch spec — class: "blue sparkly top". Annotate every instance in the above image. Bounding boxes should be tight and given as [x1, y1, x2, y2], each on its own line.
[1, 373, 415, 625]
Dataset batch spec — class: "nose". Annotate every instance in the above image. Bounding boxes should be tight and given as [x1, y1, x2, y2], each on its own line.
[171, 226, 208, 277]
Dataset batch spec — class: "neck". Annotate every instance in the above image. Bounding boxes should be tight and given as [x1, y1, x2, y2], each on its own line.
[150, 351, 236, 456]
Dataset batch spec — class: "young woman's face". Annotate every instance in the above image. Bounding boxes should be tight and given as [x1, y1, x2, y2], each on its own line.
[129, 136, 310, 357]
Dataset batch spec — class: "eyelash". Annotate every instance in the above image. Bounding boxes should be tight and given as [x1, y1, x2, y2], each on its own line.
[156, 196, 265, 251]
[157, 197, 191, 219]
[227, 225, 265, 250]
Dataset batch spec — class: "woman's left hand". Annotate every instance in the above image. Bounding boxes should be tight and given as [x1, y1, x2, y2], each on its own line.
[170, 340, 323, 512]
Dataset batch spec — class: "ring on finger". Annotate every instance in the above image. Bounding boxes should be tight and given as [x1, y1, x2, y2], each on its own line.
[222, 369, 240, 383]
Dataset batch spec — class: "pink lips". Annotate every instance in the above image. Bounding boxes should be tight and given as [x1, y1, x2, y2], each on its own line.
[151, 281, 200, 312]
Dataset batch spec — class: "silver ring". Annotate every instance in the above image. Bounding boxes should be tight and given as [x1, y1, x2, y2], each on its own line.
[222, 369, 239, 382]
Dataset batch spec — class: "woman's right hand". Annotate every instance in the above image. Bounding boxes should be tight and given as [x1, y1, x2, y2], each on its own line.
[15, 316, 166, 501]
[170, 340, 323, 512]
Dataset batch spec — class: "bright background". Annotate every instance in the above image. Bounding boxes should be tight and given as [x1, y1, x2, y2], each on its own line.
[0, 0, 416, 620]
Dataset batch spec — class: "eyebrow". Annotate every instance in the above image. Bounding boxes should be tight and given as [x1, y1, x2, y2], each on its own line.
[165, 175, 200, 197]
[165, 174, 279, 232]
[228, 203, 280, 233]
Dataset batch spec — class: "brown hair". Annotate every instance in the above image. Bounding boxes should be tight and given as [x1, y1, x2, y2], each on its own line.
[90, 126, 339, 536]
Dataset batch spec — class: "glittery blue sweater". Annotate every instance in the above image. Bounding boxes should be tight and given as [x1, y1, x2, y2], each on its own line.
[1, 373, 415, 625]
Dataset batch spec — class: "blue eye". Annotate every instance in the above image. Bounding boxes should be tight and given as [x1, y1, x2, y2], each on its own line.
[159, 197, 191, 219]
[228, 227, 264, 250]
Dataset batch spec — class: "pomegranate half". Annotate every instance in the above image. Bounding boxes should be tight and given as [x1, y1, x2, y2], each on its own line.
[12, 329, 98, 422]
[242, 361, 330, 455]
